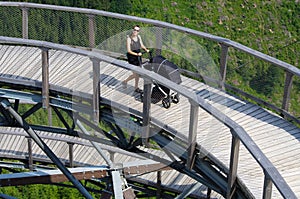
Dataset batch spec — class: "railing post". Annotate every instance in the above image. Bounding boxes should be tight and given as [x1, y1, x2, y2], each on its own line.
[48, 107, 52, 126]
[282, 71, 293, 113]
[156, 171, 162, 198]
[41, 48, 49, 109]
[155, 26, 163, 55]
[110, 151, 115, 163]
[220, 44, 229, 90]
[87, 14, 96, 48]
[27, 137, 33, 171]
[68, 142, 74, 168]
[187, 101, 199, 169]
[21, 7, 29, 39]
[207, 188, 211, 199]
[91, 58, 100, 123]
[226, 132, 240, 199]
[263, 172, 272, 199]
[142, 78, 152, 146]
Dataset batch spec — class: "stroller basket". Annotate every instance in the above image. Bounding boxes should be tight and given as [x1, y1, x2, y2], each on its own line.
[143, 55, 181, 108]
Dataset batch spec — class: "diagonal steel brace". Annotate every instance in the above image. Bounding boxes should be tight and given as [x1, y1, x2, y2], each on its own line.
[0, 98, 94, 199]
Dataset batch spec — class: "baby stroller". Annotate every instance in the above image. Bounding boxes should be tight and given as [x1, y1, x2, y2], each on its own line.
[142, 52, 182, 109]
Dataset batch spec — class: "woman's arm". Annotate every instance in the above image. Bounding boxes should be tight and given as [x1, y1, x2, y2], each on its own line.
[138, 35, 149, 52]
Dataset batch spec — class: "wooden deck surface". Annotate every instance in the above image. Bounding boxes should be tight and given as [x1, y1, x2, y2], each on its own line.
[0, 45, 299, 198]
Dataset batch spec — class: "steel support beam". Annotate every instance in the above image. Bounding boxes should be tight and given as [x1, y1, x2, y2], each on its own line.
[111, 170, 124, 199]
[76, 119, 114, 168]
[175, 182, 202, 199]
[0, 98, 94, 199]
[151, 133, 225, 194]
[76, 119, 127, 198]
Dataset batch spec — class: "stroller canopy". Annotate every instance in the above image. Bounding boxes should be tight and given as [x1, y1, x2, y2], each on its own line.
[147, 55, 182, 84]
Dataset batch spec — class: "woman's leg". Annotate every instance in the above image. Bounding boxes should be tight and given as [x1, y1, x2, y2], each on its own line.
[123, 72, 138, 86]
[134, 74, 139, 89]
[123, 74, 134, 83]
[123, 73, 141, 92]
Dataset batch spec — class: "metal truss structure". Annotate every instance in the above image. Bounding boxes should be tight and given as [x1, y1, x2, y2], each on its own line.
[0, 87, 249, 198]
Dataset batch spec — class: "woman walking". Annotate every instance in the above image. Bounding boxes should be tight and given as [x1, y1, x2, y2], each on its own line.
[122, 25, 149, 93]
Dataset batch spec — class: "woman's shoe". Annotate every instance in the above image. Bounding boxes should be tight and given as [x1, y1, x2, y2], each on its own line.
[121, 82, 127, 89]
[135, 88, 142, 93]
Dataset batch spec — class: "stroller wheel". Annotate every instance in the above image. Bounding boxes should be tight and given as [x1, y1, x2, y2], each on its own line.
[162, 98, 171, 109]
[172, 94, 180, 104]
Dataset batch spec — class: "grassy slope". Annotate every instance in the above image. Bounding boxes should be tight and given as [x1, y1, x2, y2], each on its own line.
[128, 0, 300, 113]
[130, 0, 299, 65]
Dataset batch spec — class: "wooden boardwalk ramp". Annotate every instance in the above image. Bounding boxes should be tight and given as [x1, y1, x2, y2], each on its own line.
[0, 44, 299, 198]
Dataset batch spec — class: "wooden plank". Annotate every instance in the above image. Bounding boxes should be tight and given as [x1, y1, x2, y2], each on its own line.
[0, 167, 108, 186]
[226, 103, 259, 120]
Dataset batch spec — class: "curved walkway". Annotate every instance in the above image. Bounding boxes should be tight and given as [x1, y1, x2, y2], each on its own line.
[0, 44, 299, 198]
[0, 128, 216, 198]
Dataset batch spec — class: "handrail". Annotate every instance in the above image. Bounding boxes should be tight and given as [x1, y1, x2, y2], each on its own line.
[0, 2, 298, 75]
[0, 36, 296, 198]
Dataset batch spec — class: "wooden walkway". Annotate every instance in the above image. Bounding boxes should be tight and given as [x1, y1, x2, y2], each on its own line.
[0, 45, 300, 198]
[0, 128, 221, 198]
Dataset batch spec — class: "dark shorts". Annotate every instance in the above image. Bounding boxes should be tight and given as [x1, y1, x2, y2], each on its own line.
[127, 53, 141, 66]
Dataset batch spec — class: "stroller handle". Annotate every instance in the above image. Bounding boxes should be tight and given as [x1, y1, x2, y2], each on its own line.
[139, 50, 153, 66]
